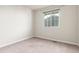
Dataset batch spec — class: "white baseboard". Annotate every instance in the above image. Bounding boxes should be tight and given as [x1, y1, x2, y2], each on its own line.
[0, 36, 33, 48]
[0, 35, 79, 48]
[35, 36, 79, 46]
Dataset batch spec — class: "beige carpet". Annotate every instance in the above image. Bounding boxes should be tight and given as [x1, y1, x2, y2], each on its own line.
[0, 37, 79, 53]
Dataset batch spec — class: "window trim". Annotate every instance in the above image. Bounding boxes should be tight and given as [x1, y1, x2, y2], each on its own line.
[44, 11, 60, 28]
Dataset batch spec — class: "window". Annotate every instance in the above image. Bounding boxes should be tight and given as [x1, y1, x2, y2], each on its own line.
[43, 9, 60, 27]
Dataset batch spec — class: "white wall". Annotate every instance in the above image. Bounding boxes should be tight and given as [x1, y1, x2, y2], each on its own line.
[0, 6, 33, 47]
[34, 5, 78, 44]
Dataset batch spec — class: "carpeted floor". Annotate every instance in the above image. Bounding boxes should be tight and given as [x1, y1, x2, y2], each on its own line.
[0, 37, 79, 53]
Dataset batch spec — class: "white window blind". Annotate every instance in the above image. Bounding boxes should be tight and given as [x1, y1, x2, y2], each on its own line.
[43, 9, 60, 27]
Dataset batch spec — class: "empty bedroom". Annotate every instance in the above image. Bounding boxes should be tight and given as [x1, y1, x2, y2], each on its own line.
[0, 5, 79, 53]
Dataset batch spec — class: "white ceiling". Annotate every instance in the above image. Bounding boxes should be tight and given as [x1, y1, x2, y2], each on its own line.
[26, 5, 50, 10]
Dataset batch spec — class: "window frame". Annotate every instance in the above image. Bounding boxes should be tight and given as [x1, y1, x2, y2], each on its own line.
[44, 10, 60, 28]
